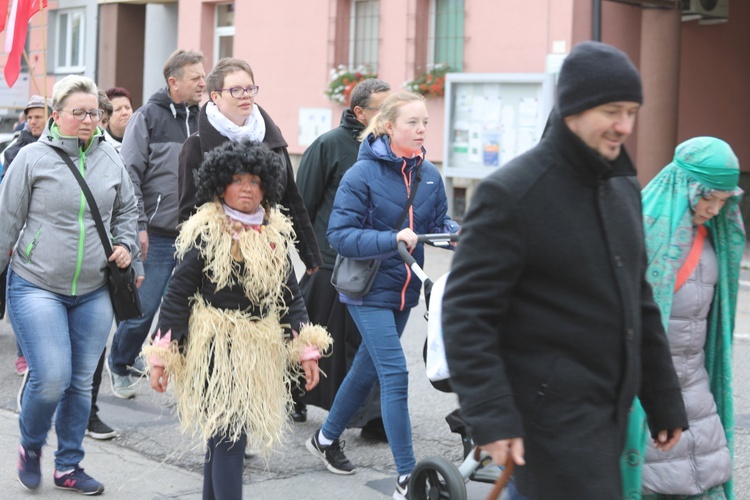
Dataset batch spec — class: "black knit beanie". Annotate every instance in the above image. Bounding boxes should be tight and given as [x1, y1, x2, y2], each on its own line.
[557, 41, 643, 117]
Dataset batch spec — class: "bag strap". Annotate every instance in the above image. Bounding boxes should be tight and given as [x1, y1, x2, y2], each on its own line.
[674, 224, 707, 292]
[48, 145, 115, 260]
[394, 164, 422, 229]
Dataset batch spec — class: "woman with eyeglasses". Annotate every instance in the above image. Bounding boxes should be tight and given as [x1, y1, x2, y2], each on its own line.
[177, 58, 320, 273]
[0, 75, 138, 495]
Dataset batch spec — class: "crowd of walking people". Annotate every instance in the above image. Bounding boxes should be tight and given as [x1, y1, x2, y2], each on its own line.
[0, 40, 744, 500]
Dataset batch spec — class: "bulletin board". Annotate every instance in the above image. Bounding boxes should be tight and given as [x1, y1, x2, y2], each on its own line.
[442, 73, 555, 215]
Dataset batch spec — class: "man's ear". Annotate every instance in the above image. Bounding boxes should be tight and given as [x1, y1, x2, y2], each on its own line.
[167, 76, 177, 90]
[352, 106, 366, 123]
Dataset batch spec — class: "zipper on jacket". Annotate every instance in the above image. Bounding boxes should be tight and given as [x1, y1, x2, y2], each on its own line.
[399, 160, 413, 311]
[24, 228, 41, 263]
[71, 151, 88, 296]
[185, 105, 192, 136]
[149, 193, 162, 224]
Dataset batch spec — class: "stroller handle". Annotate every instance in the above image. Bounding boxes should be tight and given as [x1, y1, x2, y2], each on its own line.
[397, 233, 458, 285]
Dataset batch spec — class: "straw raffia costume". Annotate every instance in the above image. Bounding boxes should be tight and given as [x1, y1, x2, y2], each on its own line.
[144, 201, 331, 454]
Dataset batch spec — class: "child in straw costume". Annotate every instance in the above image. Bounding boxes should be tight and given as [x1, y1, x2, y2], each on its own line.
[144, 140, 331, 500]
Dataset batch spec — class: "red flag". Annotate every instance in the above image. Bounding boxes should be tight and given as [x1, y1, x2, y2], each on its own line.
[0, 0, 10, 33]
[3, 0, 47, 88]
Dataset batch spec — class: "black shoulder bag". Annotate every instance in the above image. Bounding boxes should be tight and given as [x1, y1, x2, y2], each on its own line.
[49, 146, 142, 322]
[331, 165, 422, 298]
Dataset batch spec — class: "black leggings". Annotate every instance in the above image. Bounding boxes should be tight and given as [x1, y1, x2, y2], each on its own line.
[203, 432, 247, 500]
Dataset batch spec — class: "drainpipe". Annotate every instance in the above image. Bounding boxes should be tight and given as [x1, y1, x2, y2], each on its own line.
[593, 0, 602, 40]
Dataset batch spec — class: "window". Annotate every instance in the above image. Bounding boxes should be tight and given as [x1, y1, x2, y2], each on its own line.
[214, 3, 235, 62]
[429, 0, 463, 71]
[56, 9, 85, 72]
[349, 0, 379, 71]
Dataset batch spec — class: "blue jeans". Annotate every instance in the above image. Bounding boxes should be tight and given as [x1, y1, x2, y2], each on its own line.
[322, 305, 415, 475]
[109, 234, 176, 376]
[7, 270, 113, 470]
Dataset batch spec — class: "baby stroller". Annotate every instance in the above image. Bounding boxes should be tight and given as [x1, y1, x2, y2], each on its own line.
[398, 235, 513, 500]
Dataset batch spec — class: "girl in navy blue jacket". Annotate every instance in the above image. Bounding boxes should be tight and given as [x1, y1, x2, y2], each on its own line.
[305, 91, 459, 500]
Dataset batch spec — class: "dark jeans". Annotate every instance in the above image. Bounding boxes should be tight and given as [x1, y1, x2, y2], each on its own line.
[89, 349, 106, 419]
[203, 433, 247, 500]
[109, 234, 175, 376]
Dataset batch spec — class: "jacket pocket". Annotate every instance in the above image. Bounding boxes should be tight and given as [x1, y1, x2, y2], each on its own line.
[149, 193, 163, 224]
[531, 355, 598, 432]
[23, 228, 42, 263]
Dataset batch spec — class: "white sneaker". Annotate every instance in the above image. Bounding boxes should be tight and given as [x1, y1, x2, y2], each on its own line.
[106, 357, 136, 399]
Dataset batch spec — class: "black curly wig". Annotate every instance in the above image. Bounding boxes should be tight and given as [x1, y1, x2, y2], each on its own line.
[194, 140, 283, 207]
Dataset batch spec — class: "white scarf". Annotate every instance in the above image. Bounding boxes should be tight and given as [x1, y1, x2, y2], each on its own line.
[222, 203, 265, 227]
[206, 101, 266, 143]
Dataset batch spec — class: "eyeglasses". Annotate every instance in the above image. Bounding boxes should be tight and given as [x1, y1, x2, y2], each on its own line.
[63, 108, 104, 122]
[364, 106, 380, 111]
[217, 85, 260, 99]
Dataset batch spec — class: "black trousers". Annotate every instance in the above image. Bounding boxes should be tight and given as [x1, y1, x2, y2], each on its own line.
[203, 432, 247, 500]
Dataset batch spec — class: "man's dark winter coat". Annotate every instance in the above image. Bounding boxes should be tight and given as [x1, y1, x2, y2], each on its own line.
[2, 128, 39, 175]
[442, 110, 688, 499]
[296, 109, 364, 270]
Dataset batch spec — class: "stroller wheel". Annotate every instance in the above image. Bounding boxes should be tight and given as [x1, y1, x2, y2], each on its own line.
[409, 456, 467, 500]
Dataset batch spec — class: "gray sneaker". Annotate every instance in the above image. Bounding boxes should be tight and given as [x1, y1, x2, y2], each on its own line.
[106, 358, 136, 399]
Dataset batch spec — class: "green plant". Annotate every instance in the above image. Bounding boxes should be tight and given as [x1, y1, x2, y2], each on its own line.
[325, 65, 377, 105]
[405, 63, 451, 99]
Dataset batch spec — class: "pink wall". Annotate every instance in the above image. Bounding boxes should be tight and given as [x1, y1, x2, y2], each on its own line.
[175, 0, 575, 161]
[464, 0, 573, 73]
[679, 5, 750, 170]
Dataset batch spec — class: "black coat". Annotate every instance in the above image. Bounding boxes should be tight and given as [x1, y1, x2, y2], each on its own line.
[177, 103, 321, 270]
[296, 109, 364, 269]
[442, 110, 688, 499]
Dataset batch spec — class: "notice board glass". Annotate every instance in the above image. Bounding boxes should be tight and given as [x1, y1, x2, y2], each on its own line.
[442, 73, 555, 180]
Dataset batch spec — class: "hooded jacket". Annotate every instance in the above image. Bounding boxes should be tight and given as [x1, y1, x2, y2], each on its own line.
[441, 110, 688, 499]
[327, 134, 458, 310]
[296, 108, 364, 269]
[121, 87, 199, 236]
[0, 119, 138, 296]
[177, 102, 321, 270]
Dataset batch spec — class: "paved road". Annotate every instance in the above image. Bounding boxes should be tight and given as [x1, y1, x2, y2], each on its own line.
[0, 245, 748, 498]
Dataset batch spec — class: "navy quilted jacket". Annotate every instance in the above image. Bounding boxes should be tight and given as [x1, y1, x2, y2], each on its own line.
[327, 134, 458, 310]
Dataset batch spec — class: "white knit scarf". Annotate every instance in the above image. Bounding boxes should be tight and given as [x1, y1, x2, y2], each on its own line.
[206, 101, 266, 143]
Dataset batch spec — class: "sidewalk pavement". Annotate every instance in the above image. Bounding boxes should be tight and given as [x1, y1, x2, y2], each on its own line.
[0, 407, 400, 499]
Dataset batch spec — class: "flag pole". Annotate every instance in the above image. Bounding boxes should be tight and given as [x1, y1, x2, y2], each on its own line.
[22, 49, 42, 95]
[41, 1, 48, 121]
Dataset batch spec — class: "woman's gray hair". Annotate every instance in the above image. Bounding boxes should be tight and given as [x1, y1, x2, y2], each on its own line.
[51, 75, 98, 111]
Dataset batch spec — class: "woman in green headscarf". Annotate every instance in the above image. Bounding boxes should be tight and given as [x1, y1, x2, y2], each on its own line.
[622, 137, 745, 499]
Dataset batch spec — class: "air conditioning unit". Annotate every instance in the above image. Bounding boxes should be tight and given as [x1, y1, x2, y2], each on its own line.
[681, 0, 729, 19]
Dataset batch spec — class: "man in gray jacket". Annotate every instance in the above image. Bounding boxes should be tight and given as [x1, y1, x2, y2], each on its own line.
[107, 50, 205, 398]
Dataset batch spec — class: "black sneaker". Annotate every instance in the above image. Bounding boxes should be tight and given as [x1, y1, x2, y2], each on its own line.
[393, 475, 409, 500]
[291, 401, 307, 423]
[305, 429, 356, 475]
[86, 413, 117, 440]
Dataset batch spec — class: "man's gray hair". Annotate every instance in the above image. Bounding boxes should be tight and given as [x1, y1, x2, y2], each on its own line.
[163, 50, 204, 84]
[350, 79, 391, 112]
[51, 75, 98, 111]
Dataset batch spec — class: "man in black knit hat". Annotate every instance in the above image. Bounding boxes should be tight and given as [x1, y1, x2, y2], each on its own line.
[441, 41, 688, 498]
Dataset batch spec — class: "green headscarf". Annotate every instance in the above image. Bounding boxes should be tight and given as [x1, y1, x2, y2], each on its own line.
[621, 137, 745, 500]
